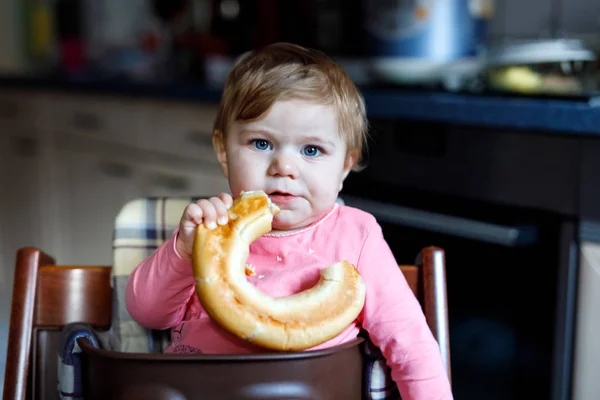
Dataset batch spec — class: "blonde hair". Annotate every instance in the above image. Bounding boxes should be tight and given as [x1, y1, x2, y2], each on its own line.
[214, 42, 368, 170]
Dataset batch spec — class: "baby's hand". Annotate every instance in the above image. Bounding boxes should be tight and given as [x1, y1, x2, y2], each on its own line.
[176, 193, 233, 261]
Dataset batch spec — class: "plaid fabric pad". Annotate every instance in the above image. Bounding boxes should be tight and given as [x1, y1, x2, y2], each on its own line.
[110, 196, 399, 398]
[111, 196, 197, 353]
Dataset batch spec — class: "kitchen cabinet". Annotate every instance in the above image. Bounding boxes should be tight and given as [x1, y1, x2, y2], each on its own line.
[0, 89, 227, 268]
[47, 147, 228, 266]
[141, 162, 229, 199]
[48, 148, 148, 266]
[49, 93, 152, 150]
[580, 139, 600, 221]
[143, 101, 220, 164]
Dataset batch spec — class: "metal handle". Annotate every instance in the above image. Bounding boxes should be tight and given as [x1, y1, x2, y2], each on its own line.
[342, 195, 538, 247]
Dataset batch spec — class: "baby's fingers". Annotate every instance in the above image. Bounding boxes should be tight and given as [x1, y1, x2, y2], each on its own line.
[218, 192, 233, 209]
[197, 199, 218, 229]
[210, 197, 230, 225]
[182, 203, 204, 226]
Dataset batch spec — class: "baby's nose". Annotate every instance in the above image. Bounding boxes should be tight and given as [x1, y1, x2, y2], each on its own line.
[268, 153, 299, 178]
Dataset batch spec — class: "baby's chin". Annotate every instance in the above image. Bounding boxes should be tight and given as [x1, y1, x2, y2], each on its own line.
[271, 211, 313, 234]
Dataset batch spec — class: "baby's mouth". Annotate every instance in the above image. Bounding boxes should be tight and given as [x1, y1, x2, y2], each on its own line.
[268, 191, 298, 204]
[269, 191, 291, 197]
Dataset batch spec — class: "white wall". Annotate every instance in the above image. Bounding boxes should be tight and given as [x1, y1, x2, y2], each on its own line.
[489, 0, 600, 48]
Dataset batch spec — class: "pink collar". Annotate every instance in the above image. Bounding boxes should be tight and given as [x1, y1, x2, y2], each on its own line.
[264, 203, 339, 238]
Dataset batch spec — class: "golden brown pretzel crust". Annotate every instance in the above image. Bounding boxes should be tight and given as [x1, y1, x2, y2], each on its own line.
[192, 190, 366, 351]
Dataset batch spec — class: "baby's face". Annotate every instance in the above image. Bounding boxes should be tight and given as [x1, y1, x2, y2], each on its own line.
[216, 99, 354, 232]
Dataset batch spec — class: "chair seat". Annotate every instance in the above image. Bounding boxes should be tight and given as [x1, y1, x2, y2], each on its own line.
[78, 336, 365, 400]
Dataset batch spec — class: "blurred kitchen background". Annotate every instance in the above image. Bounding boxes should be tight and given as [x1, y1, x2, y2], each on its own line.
[1, 0, 600, 94]
[2, 0, 600, 399]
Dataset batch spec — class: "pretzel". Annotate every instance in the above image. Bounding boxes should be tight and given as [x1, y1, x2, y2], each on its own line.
[192, 190, 366, 351]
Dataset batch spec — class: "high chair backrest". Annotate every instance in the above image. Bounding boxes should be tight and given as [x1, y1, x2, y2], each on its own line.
[3, 248, 112, 400]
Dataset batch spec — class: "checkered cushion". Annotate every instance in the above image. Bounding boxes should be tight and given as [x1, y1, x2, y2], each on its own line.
[111, 196, 197, 353]
[109, 196, 399, 399]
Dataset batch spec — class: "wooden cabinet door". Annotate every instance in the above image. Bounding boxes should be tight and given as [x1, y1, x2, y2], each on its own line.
[49, 149, 147, 266]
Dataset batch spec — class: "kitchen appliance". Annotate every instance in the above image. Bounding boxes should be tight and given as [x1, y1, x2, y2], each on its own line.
[341, 118, 579, 399]
[485, 39, 598, 96]
[365, 0, 493, 85]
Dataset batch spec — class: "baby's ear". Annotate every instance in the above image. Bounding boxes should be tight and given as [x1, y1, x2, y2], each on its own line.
[213, 130, 228, 178]
[342, 150, 358, 179]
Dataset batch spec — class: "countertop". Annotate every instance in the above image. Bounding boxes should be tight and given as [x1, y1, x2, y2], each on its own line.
[2, 75, 600, 136]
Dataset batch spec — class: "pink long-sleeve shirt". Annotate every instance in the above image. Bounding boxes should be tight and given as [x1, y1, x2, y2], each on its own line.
[126, 203, 452, 399]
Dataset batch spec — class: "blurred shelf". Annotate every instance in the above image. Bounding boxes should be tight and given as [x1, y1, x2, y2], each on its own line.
[0, 75, 224, 103]
[2, 74, 600, 136]
[363, 89, 600, 136]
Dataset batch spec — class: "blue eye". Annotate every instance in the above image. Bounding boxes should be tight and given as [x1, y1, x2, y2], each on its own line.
[252, 139, 271, 151]
[302, 146, 320, 157]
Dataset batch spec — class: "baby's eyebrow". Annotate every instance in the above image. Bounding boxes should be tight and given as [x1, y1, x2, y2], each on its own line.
[302, 136, 335, 147]
[237, 129, 276, 142]
[239, 129, 271, 136]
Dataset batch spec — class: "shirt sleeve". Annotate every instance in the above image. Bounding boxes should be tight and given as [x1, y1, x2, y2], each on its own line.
[357, 222, 453, 400]
[125, 230, 197, 330]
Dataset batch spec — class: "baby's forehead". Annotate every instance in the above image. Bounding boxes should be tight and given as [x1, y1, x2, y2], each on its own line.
[247, 99, 339, 128]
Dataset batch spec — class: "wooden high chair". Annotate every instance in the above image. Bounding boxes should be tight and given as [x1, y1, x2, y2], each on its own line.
[3, 245, 450, 400]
